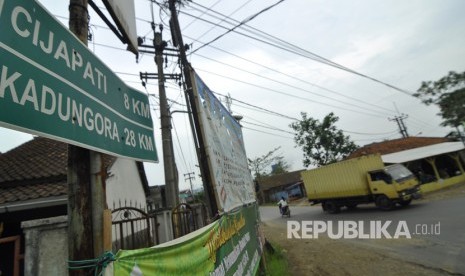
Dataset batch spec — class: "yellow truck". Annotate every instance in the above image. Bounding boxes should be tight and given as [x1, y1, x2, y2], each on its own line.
[301, 154, 421, 213]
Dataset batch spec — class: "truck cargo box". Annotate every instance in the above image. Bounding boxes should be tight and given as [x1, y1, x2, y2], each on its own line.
[301, 154, 385, 200]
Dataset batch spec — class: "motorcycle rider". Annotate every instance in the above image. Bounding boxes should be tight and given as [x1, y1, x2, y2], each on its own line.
[277, 196, 288, 215]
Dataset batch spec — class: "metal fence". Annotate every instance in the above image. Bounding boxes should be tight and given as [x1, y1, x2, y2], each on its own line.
[111, 202, 155, 251]
[111, 201, 208, 251]
[172, 203, 208, 239]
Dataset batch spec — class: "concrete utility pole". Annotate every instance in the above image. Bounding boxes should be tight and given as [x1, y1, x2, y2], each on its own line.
[154, 27, 180, 208]
[456, 126, 465, 146]
[389, 114, 409, 138]
[225, 93, 233, 113]
[168, 0, 218, 217]
[184, 172, 195, 196]
[68, 1, 105, 274]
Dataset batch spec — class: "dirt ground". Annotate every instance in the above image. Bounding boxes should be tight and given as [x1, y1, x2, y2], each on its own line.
[262, 183, 465, 276]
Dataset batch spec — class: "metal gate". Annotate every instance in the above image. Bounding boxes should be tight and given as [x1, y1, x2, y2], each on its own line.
[111, 206, 154, 251]
[171, 203, 207, 239]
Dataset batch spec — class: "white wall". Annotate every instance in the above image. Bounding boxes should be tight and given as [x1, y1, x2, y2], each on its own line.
[106, 158, 147, 210]
[22, 216, 68, 276]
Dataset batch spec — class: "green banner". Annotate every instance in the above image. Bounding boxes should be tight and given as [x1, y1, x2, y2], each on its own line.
[0, 0, 157, 162]
[110, 204, 262, 275]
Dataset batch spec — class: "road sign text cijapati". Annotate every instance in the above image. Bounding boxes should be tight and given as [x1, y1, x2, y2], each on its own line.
[10, 5, 108, 94]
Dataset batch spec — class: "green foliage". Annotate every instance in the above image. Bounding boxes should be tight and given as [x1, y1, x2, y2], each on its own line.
[290, 112, 358, 167]
[248, 147, 288, 179]
[193, 190, 206, 204]
[264, 243, 288, 276]
[270, 158, 290, 176]
[413, 71, 465, 127]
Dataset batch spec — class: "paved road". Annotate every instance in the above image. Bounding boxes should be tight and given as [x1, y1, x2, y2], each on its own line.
[260, 197, 465, 275]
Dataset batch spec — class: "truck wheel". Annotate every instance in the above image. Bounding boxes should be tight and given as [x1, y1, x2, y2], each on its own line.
[323, 201, 340, 214]
[375, 195, 394, 210]
[399, 199, 412, 207]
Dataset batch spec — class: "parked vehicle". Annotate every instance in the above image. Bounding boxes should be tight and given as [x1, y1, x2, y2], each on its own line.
[301, 154, 421, 213]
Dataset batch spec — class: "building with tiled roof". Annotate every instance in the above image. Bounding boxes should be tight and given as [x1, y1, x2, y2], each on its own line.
[0, 137, 125, 208]
[0, 137, 151, 274]
[0, 138, 68, 206]
[346, 136, 465, 194]
[257, 170, 306, 203]
[347, 137, 451, 159]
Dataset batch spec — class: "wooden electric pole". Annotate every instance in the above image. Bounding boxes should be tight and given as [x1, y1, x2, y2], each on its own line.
[168, 0, 218, 217]
[68, 1, 105, 274]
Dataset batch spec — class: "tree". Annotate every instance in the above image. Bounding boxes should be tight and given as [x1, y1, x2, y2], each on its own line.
[413, 71, 465, 128]
[270, 157, 290, 176]
[248, 147, 288, 179]
[290, 112, 358, 167]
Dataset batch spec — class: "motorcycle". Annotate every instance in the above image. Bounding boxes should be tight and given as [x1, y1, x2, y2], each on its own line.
[278, 203, 291, 218]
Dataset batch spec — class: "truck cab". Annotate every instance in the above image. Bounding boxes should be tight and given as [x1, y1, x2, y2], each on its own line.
[367, 164, 421, 210]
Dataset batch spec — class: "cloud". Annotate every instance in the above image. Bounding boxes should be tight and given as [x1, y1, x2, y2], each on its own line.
[333, 35, 394, 71]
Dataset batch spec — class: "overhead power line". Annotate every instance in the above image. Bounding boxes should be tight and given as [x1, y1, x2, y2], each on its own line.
[188, 0, 254, 44]
[183, 2, 414, 96]
[194, 53, 395, 117]
[68, 2, 417, 112]
[184, 38, 397, 115]
[242, 120, 295, 135]
[78, 8, 415, 120]
[172, 118, 190, 172]
[342, 129, 399, 136]
[73, 5, 437, 139]
[82, 17, 436, 131]
[86, 31, 436, 134]
[182, 0, 223, 31]
[215, 91, 399, 137]
[242, 126, 294, 140]
[196, 67, 388, 118]
[212, 91, 299, 121]
[191, 0, 284, 54]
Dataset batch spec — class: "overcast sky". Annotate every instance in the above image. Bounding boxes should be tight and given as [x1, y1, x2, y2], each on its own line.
[1, 0, 465, 190]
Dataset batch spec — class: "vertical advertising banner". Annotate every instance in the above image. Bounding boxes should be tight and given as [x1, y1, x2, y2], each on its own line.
[191, 71, 256, 212]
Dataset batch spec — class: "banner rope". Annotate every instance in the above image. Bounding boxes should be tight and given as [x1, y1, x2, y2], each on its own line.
[68, 251, 116, 276]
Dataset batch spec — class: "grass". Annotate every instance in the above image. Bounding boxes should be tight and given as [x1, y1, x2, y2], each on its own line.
[263, 242, 289, 276]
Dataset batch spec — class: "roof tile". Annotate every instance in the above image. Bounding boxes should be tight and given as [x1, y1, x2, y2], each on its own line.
[347, 137, 451, 159]
[0, 137, 116, 205]
[258, 170, 305, 191]
[0, 137, 68, 182]
[0, 181, 67, 204]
